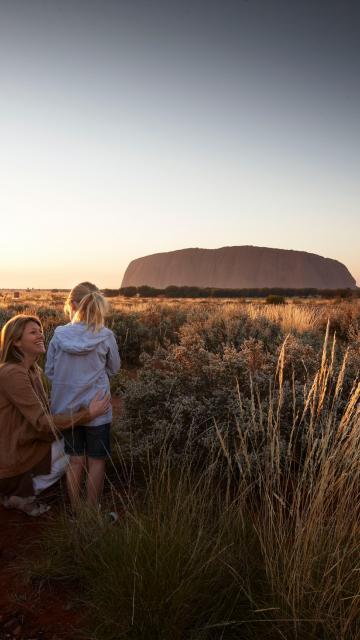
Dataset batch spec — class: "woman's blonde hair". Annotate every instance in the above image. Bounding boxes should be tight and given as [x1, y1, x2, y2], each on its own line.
[0, 315, 43, 364]
[64, 282, 107, 332]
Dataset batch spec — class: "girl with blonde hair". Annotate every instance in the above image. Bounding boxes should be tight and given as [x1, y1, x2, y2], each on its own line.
[0, 315, 110, 516]
[45, 282, 120, 509]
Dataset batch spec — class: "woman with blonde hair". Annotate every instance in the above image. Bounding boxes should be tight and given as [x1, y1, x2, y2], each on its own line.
[45, 282, 120, 509]
[0, 315, 110, 516]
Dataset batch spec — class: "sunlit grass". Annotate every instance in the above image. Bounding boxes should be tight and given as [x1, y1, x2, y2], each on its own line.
[1, 290, 359, 339]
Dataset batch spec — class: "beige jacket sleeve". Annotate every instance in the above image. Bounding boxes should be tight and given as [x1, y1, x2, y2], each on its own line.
[1, 366, 91, 438]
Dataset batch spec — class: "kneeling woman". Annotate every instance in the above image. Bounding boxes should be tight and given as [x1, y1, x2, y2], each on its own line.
[0, 315, 110, 516]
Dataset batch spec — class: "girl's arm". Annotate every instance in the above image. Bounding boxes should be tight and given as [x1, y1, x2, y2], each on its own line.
[44, 335, 57, 380]
[106, 333, 121, 376]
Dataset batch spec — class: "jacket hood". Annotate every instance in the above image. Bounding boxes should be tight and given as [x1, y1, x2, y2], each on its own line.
[54, 323, 109, 355]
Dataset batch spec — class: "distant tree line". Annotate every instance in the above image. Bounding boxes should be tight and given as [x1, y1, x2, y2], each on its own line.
[101, 286, 360, 299]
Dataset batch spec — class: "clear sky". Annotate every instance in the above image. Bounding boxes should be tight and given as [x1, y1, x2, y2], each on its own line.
[0, 0, 359, 288]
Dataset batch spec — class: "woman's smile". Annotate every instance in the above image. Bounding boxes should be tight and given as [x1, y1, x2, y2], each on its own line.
[15, 321, 45, 357]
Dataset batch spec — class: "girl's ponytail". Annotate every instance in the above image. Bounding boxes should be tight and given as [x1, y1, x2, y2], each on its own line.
[65, 282, 108, 332]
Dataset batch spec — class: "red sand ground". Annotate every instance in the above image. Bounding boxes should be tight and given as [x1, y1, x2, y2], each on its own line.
[0, 505, 83, 640]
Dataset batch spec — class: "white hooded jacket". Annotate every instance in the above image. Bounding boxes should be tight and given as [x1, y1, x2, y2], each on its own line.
[45, 322, 120, 426]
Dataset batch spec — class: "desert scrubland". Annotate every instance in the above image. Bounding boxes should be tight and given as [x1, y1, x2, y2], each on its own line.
[1, 292, 359, 640]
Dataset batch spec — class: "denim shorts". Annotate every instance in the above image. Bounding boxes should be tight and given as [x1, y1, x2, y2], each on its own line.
[63, 423, 111, 459]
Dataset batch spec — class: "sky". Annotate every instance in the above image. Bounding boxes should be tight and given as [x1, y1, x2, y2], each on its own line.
[0, 0, 359, 288]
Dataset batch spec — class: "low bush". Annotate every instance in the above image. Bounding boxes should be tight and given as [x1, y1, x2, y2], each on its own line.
[118, 317, 350, 467]
[265, 295, 286, 305]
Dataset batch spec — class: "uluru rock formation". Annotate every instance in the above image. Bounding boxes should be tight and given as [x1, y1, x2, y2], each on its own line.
[121, 246, 356, 290]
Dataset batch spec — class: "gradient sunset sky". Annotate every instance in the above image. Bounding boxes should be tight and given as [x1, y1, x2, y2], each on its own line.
[0, 0, 359, 288]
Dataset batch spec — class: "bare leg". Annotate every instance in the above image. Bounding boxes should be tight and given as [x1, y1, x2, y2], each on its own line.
[87, 458, 106, 507]
[67, 456, 86, 509]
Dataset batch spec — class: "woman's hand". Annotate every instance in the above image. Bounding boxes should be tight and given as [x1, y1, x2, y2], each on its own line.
[89, 392, 111, 419]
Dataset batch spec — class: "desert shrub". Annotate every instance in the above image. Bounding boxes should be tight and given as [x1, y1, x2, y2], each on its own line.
[0, 307, 13, 328]
[347, 321, 360, 376]
[108, 312, 153, 366]
[108, 305, 187, 366]
[7, 302, 27, 313]
[120, 286, 138, 297]
[265, 295, 286, 305]
[117, 318, 353, 470]
[137, 285, 161, 297]
[34, 306, 58, 318]
[315, 300, 360, 341]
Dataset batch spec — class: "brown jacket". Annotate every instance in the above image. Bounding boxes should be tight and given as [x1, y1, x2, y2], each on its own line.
[0, 362, 91, 479]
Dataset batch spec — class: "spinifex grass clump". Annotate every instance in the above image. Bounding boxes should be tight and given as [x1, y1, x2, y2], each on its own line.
[29, 334, 359, 640]
[30, 459, 255, 640]
[215, 330, 360, 639]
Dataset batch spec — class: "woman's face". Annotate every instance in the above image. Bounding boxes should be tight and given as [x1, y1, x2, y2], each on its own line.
[15, 321, 45, 357]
